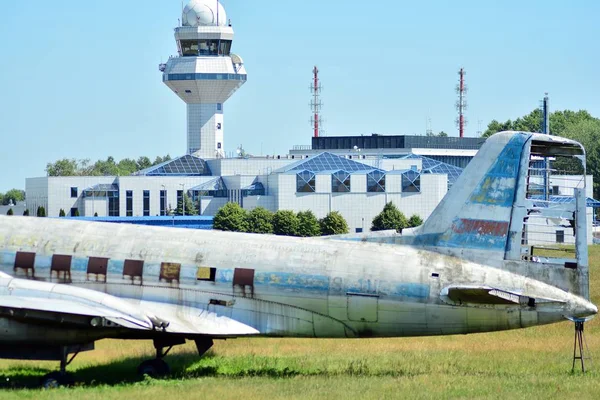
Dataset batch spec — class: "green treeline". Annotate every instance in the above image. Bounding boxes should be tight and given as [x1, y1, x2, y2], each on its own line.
[45, 155, 172, 177]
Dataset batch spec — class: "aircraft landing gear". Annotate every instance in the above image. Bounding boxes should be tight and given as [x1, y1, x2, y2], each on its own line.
[136, 337, 214, 378]
[40, 346, 79, 389]
[137, 337, 185, 378]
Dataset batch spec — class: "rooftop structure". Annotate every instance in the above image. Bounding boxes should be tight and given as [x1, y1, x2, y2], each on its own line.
[160, 0, 247, 159]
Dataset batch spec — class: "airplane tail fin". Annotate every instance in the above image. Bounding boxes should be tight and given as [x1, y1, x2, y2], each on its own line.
[411, 131, 590, 299]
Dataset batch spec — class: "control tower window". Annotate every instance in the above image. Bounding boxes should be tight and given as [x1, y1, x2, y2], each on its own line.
[181, 40, 233, 56]
[219, 40, 232, 56]
[181, 40, 199, 56]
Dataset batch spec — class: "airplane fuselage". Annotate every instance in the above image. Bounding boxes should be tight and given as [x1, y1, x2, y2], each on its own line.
[0, 216, 592, 344]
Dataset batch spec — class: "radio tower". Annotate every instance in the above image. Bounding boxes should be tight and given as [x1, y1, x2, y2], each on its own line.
[455, 68, 468, 138]
[310, 66, 323, 138]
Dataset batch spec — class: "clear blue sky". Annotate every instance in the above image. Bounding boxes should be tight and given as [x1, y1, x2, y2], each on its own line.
[1, 0, 599, 192]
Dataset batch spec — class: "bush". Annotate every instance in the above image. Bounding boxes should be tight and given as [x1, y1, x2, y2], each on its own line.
[94, 212, 98, 217]
[320, 211, 349, 235]
[246, 207, 273, 234]
[213, 202, 248, 232]
[408, 214, 424, 228]
[74, 209, 80, 217]
[59, 209, 66, 217]
[23, 209, 29, 216]
[297, 210, 321, 237]
[371, 202, 407, 232]
[37, 206, 46, 217]
[6, 209, 13, 216]
[272, 210, 299, 236]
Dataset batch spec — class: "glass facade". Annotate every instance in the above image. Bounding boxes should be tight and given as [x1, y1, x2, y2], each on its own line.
[296, 171, 316, 193]
[164, 73, 247, 82]
[70, 187, 78, 198]
[402, 170, 421, 192]
[160, 190, 167, 216]
[108, 192, 120, 217]
[332, 171, 351, 193]
[367, 171, 386, 192]
[180, 39, 232, 57]
[126, 191, 133, 217]
[143, 190, 150, 217]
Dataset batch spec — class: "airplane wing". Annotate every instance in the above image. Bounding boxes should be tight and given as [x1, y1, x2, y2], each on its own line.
[440, 285, 566, 306]
[0, 273, 259, 337]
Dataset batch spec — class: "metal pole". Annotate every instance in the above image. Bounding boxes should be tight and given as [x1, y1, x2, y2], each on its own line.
[543, 93, 550, 201]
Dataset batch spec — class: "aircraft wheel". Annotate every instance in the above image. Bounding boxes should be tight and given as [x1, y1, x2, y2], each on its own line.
[40, 372, 75, 389]
[137, 359, 171, 377]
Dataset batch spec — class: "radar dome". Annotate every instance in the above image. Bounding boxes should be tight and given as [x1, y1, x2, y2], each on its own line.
[182, 0, 228, 27]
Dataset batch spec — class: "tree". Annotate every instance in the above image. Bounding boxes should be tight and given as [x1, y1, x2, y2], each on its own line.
[437, 131, 448, 137]
[320, 211, 349, 235]
[23, 209, 29, 216]
[408, 214, 424, 228]
[59, 209, 66, 217]
[2, 189, 25, 206]
[371, 202, 407, 232]
[117, 158, 139, 176]
[297, 210, 321, 237]
[175, 193, 197, 216]
[92, 157, 119, 176]
[246, 207, 273, 234]
[559, 118, 600, 198]
[213, 202, 248, 232]
[272, 210, 299, 236]
[46, 159, 78, 176]
[481, 108, 597, 138]
[36, 206, 46, 217]
[136, 156, 152, 170]
[6, 209, 13, 216]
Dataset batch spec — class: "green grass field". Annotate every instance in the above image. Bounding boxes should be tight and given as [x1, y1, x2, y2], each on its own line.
[1, 248, 600, 399]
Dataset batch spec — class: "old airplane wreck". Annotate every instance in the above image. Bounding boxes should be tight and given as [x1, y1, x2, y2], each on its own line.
[0, 131, 596, 387]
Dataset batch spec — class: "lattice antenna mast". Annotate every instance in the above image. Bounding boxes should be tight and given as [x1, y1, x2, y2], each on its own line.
[310, 66, 323, 138]
[455, 68, 468, 138]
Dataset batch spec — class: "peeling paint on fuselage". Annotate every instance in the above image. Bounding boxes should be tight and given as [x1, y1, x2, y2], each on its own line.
[0, 215, 588, 340]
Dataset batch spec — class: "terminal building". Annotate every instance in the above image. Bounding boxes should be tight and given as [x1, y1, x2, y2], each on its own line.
[21, 0, 599, 241]
[24, 0, 463, 233]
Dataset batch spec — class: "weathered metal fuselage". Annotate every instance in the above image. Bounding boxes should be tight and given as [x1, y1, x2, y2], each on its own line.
[0, 215, 593, 344]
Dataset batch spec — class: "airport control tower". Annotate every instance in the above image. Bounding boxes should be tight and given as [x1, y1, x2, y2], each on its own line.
[160, 0, 247, 159]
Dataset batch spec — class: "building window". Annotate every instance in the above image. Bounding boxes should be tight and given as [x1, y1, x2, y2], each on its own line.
[143, 190, 150, 216]
[108, 191, 120, 217]
[296, 171, 316, 193]
[70, 187, 78, 198]
[402, 170, 421, 193]
[217, 103, 222, 111]
[556, 230, 565, 244]
[367, 171, 386, 192]
[126, 191, 133, 217]
[160, 190, 167, 216]
[332, 171, 351, 193]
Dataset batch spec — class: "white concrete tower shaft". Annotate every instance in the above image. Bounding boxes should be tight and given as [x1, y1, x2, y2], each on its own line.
[161, 0, 247, 159]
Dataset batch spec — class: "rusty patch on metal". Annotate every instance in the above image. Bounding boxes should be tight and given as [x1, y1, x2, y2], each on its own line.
[14, 251, 36, 278]
[452, 219, 509, 237]
[87, 257, 109, 282]
[51, 254, 72, 281]
[123, 259, 144, 285]
[233, 268, 255, 297]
